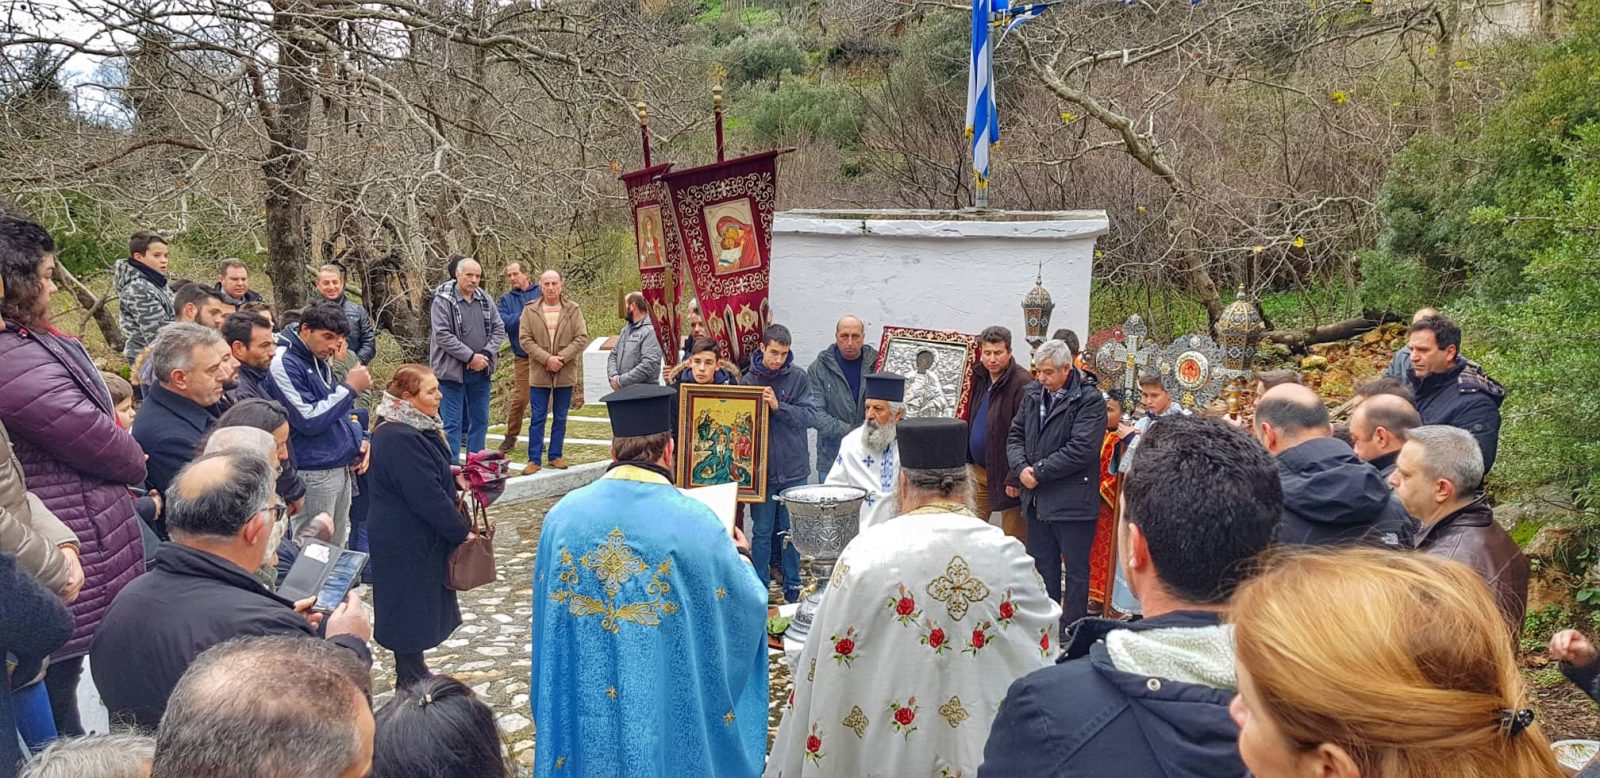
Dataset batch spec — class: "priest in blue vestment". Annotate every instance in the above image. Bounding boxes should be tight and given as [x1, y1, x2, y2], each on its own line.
[530, 384, 769, 776]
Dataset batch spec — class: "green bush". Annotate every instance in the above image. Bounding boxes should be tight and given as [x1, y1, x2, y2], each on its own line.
[740, 80, 863, 148]
[723, 28, 808, 87]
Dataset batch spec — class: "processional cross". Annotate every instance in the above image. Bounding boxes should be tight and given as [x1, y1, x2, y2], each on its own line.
[1108, 314, 1154, 408]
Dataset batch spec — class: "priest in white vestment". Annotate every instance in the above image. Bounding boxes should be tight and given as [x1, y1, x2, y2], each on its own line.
[767, 417, 1061, 778]
[825, 372, 906, 532]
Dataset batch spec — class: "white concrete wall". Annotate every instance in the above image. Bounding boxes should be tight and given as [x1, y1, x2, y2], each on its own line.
[767, 209, 1106, 361]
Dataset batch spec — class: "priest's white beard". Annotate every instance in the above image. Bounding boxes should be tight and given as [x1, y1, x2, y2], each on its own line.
[862, 419, 897, 456]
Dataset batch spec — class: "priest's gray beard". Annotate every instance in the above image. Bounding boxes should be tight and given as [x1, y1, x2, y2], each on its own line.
[862, 419, 897, 456]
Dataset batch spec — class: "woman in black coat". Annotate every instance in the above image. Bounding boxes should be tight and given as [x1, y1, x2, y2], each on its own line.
[367, 364, 471, 689]
[2, 551, 73, 773]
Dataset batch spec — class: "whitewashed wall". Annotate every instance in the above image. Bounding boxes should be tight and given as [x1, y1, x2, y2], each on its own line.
[767, 209, 1106, 362]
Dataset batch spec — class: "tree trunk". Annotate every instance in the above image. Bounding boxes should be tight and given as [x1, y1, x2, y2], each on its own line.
[55, 263, 125, 353]
[1432, 0, 1461, 135]
[262, 0, 317, 313]
[1264, 311, 1403, 352]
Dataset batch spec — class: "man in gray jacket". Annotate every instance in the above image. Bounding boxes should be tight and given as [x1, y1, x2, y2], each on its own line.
[429, 256, 506, 459]
[807, 315, 876, 478]
[607, 292, 663, 390]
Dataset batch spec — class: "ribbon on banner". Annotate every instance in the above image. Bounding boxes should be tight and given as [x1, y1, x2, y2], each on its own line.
[659, 150, 780, 367]
[621, 162, 685, 358]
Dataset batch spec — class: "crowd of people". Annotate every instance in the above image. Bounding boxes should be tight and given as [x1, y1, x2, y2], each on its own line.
[0, 205, 1592, 778]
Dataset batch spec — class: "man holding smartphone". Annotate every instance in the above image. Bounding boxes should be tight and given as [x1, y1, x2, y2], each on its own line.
[90, 450, 372, 731]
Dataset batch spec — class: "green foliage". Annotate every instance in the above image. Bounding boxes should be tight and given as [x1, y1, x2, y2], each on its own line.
[1354, 248, 1440, 319]
[740, 80, 863, 148]
[1375, 16, 1600, 299]
[17, 192, 135, 276]
[1374, 13, 1600, 514]
[722, 28, 808, 87]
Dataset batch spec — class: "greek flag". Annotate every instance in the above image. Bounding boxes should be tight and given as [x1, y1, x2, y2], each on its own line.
[966, 0, 1051, 189]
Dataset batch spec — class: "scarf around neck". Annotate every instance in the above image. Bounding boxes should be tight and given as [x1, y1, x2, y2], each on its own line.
[376, 391, 444, 435]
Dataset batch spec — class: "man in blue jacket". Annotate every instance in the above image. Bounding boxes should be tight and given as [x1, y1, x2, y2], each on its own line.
[740, 324, 820, 603]
[981, 416, 1282, 777]
[268, 302, 372, 546]
[495, 262, 540, 452]
[1403, 315, 1504, 472]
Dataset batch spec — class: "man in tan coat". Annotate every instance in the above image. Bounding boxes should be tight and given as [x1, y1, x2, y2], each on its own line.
[0, 419, 83, 599]
[518, 270, 588, 473]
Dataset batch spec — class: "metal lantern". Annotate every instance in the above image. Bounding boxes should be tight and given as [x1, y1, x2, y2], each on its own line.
[1021, 272, 1055, 356]
[1216, 286, 1265, 375]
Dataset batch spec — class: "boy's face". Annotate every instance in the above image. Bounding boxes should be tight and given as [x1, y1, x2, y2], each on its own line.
[115, 398, 136, 429]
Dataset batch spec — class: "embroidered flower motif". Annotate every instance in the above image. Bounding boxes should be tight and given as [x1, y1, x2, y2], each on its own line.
[830, 563, 851, 589]
[830, 627, 860, 666]
[808, 658, 816, 682]
[938, 696, 969, 728]
[926, 556, 990, 621]
[843, 705, 869, 738]
[996, 589, 1016, 627]
[887, 696, 919, 737]
[964, 620, 995, 656]
[787, 689, 795, 708]
[1039, 627, 1052, 657]
[919, 618, 951, 656]
[886, 584, 921, 626]
[804, 723, 825, 764]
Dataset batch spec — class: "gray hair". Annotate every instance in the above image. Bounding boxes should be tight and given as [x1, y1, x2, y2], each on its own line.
[901, 465, 975, 508]
[886, 400, 906, 416]
[218, 257, 247, 275]
[151, 636, 369, 778]
[1406, 425, 1485, 495]
[1035, 339, 1071, 370]
[204, 427, 276, 463]
[20, 733, 156, 778]
[148, 322, 224, 387]
[165, 450, 274, 540]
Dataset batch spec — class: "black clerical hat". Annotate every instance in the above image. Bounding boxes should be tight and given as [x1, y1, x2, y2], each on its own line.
[864, 372, 906, 402]
[897, 417, 968, 470]
[601, 384, 676, 437]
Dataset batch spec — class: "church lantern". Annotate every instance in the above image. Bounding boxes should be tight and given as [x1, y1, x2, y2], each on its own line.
[1021, 272, 1055, 359]
[1216, 286, 1265, 374]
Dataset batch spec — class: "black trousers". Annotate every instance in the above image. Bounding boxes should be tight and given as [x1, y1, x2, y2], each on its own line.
[42, 655, 85, 737]
[394, 651, 431, 690]
[1025, 517, 1099, 632]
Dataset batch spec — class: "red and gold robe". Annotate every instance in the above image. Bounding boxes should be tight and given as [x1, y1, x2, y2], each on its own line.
[1088, 430, 1119, 606]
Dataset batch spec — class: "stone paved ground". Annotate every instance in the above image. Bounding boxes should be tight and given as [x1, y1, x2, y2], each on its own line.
[359, 496, 795, 770]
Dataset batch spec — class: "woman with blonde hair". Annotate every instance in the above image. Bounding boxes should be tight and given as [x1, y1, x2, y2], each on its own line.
[1229, 549, 1562, 778]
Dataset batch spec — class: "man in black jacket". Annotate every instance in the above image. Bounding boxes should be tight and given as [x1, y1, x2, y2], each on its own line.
[982, 416, 1281, 777]
[1349, 392, 1420, 479]
[90, 450, 371, 731]
[132, 323, 227, 502]
[1007, 338, 1106, 631]
[1255, 383, 1415, 549]
[1403, 315, 1504, 472]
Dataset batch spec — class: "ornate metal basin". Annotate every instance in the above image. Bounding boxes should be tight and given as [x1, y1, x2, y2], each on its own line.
[777, 484, 867, 646]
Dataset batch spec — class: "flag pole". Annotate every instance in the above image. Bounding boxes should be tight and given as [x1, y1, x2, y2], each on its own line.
[635, 101, 652, 167]
[975, 17, 993, 209]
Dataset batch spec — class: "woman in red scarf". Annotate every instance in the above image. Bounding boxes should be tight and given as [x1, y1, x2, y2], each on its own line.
[1088, 390, 1127, 614]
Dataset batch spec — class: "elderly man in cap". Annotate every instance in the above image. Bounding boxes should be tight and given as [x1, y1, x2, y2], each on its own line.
[528, 384, 769, 777]
[766, 417, 1059, 778]
[824, 372, 907, 531]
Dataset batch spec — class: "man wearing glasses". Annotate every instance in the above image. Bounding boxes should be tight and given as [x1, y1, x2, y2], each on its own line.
[89, 450, 372, 731]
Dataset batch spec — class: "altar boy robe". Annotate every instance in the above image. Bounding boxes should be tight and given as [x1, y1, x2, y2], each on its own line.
[765, 508, 1060, 778]
[529, 464, 769, 777]
[824, 426, 900, 531]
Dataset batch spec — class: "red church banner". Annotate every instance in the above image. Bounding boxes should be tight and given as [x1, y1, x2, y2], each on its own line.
[621, 163, 684, 359]
[659, 150, 780, 368]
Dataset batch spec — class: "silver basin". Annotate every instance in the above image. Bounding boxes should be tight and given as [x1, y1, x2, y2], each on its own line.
[778, 484, 867, 646]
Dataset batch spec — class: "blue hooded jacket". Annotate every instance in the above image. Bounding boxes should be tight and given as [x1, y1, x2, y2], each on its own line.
[740, 349, 821, 485]
[267, 328, 365, 471]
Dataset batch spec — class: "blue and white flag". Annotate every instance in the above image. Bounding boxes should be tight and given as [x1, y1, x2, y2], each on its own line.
[966, 0, 1051, 189]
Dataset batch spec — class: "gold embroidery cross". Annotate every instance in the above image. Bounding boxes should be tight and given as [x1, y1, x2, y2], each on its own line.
[715, 586, 727, 599]
[926, 556, 990, 621]
[606, 686, 617, 699]
[582, 529, 648, 597]
[724, 710, 736, 724]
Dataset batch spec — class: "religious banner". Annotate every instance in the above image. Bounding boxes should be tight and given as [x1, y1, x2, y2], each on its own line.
[1156, 333, 1226, 411]
[659, 150, 781, 367]
[621, 162, 685, 358]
